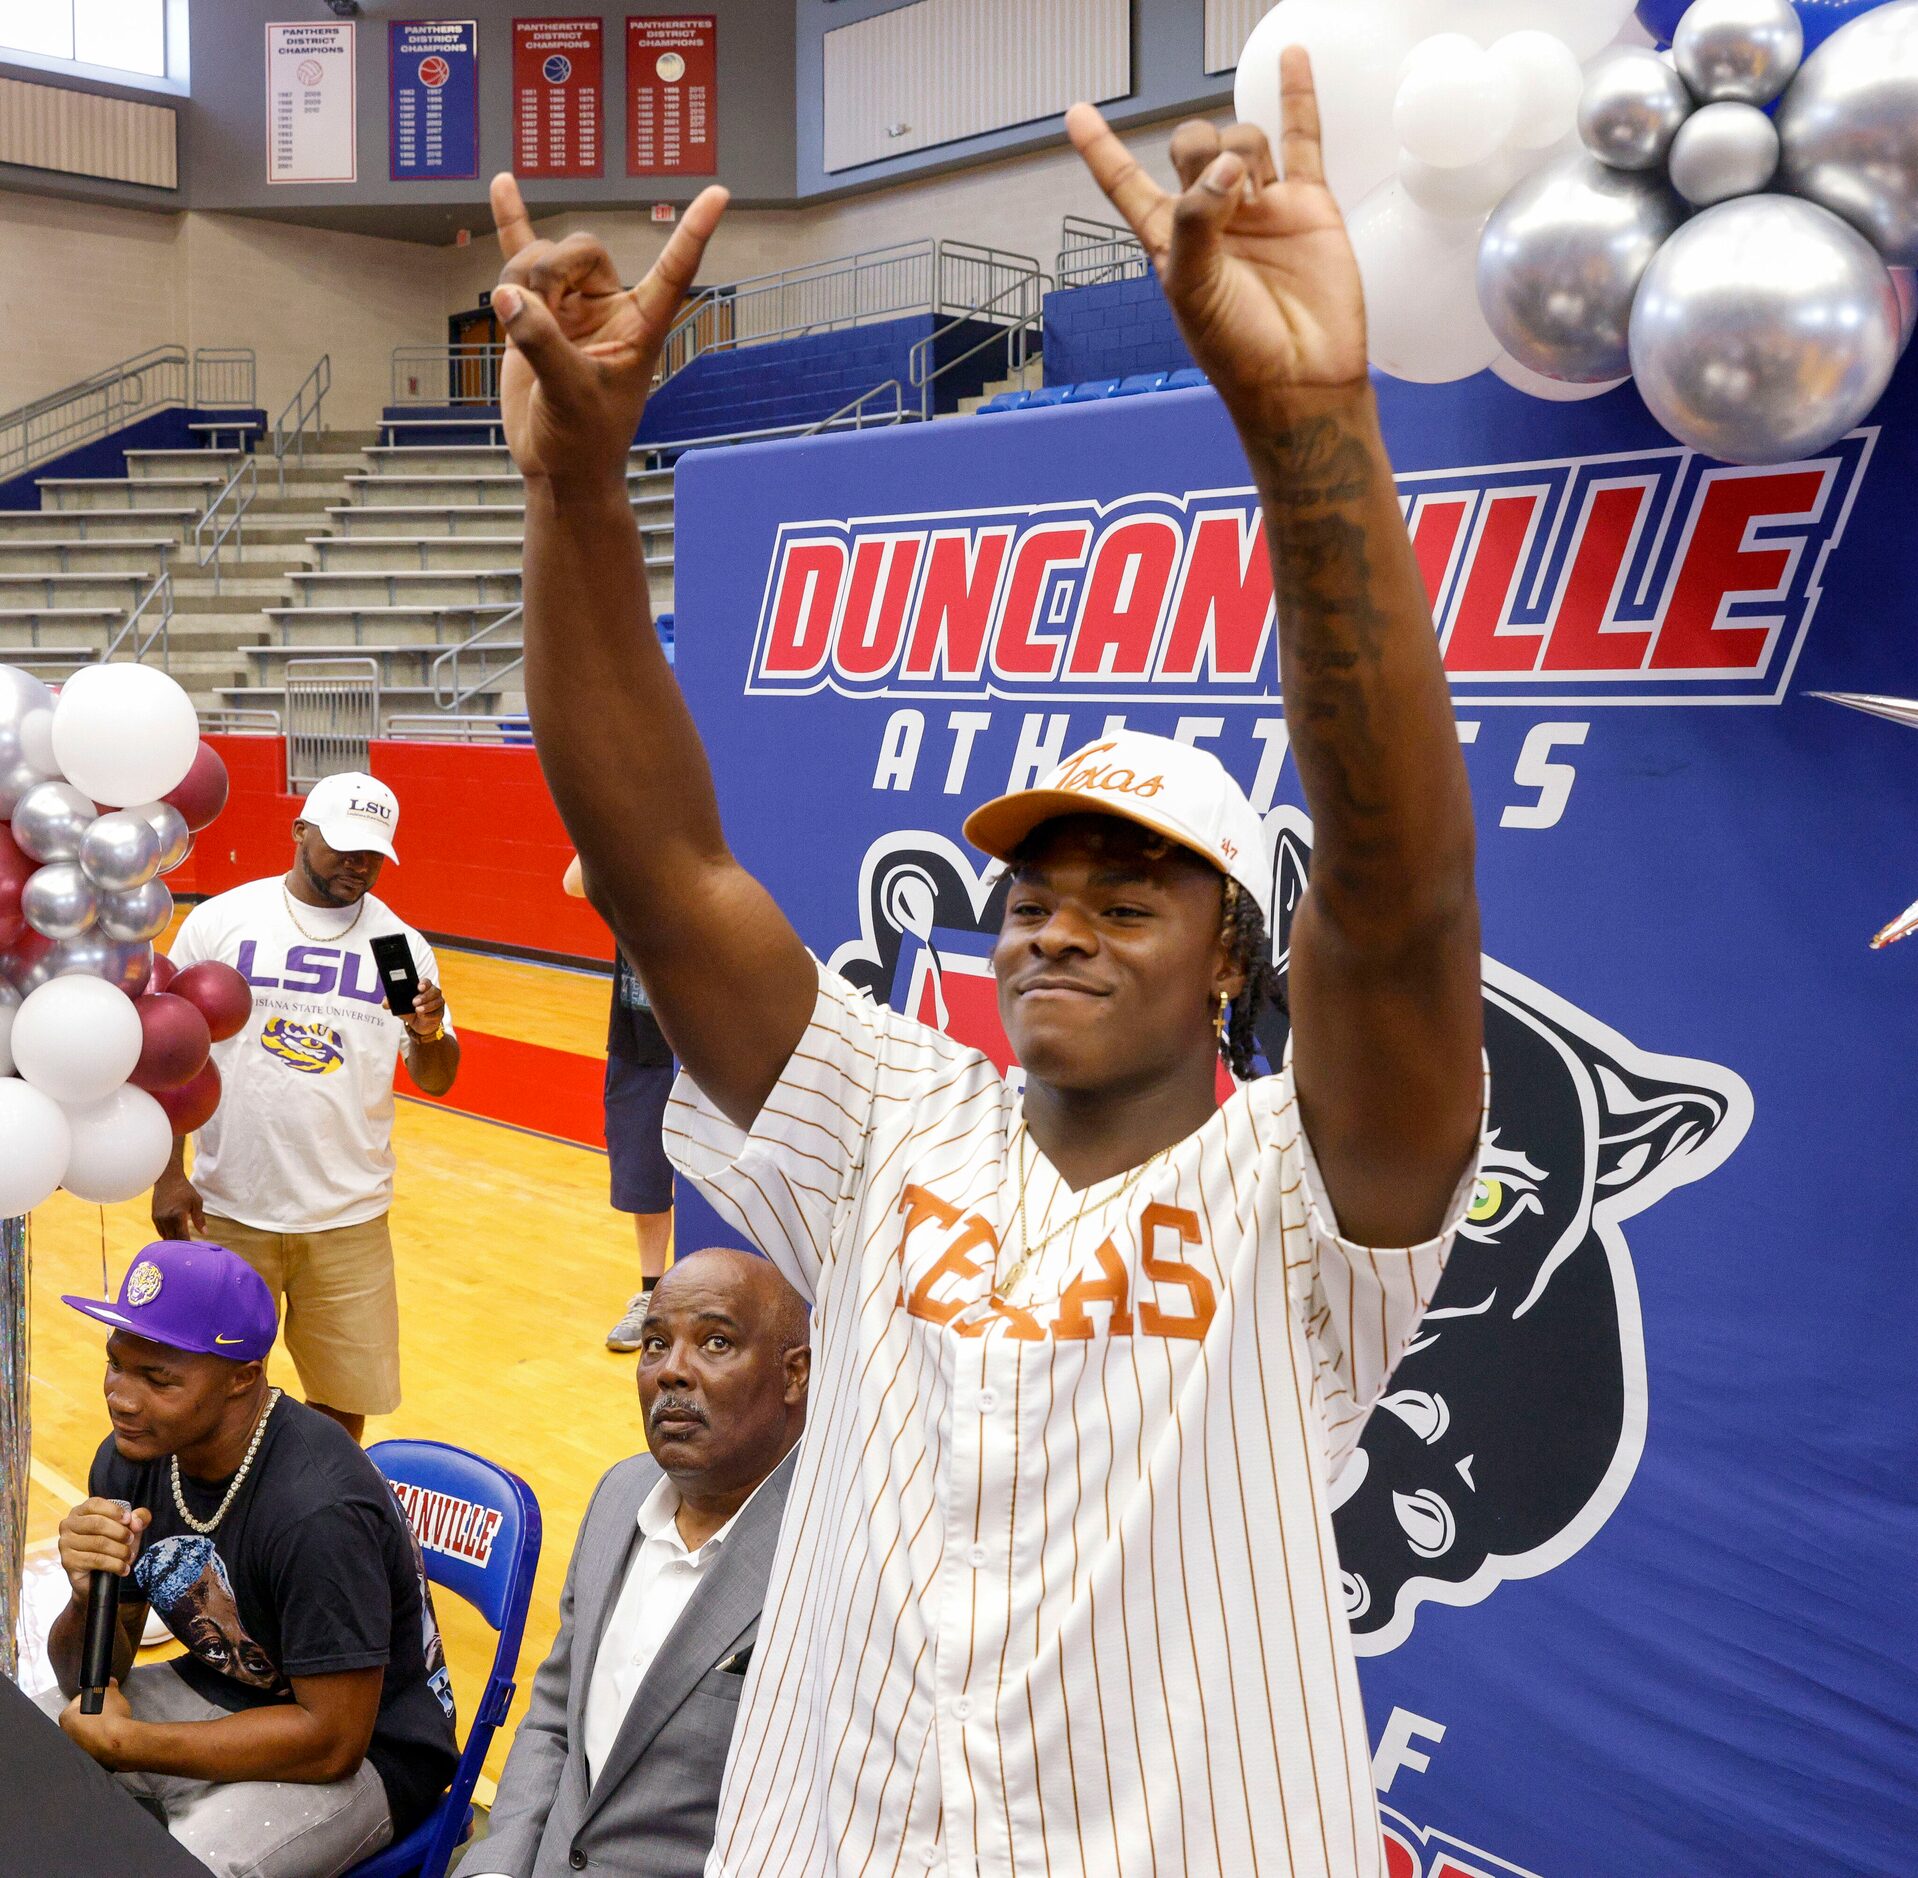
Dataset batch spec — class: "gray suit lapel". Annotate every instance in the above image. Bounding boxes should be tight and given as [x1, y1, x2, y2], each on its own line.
[567, 1455, 662, 1746]
[579, 1444, 797, 1826]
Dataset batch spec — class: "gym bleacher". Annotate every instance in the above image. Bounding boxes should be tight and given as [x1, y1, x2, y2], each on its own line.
[0, 217, 1191, 741]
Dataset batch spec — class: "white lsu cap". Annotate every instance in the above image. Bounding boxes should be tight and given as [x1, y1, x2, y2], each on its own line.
[300, 771, 400, 864]
[963, 730, 1271, 922]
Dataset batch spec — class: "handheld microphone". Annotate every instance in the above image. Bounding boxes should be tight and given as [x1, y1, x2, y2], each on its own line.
[80, 1499, 132, 1716]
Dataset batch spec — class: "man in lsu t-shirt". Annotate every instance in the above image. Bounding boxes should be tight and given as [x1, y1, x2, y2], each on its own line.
[151, 772, 461, 1442]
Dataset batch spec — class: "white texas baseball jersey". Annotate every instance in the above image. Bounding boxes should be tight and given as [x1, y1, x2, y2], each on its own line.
[665, 960, 1482, 1878]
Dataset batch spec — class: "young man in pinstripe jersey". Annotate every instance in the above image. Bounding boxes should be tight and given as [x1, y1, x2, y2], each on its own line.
[489, 46, 1484, 1878]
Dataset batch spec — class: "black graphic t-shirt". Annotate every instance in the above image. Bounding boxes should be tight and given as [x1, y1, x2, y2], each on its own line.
[609, 949, 672, 1067]
[91, 1398, 458, 1833]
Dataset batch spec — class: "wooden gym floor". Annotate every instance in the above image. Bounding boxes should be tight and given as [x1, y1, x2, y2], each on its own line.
[22, 941, 658, 1797]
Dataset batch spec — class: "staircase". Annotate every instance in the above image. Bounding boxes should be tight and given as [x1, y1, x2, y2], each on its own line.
[0, 427, 677, 730]
[219, 440, 677, 725]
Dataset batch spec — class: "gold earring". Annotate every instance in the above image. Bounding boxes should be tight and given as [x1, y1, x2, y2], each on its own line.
[1215, 992, 1229, 1042]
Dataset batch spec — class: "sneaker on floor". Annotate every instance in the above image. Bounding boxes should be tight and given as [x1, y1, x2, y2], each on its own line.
[606, 1292, 651, 1352]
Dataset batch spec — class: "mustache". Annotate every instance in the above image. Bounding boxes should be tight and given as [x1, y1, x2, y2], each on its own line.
[648, 1393, 708, 1427]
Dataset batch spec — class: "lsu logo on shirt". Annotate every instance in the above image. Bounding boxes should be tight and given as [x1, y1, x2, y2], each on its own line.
[261, 1018, 345, 1076]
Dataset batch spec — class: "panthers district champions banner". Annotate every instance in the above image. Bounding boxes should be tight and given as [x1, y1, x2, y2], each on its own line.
[670, 369, 1918, 1877]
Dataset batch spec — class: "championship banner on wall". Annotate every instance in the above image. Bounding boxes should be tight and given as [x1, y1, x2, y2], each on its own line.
[389, 19, 478, 182]
[626, 14, 715, 176]
[511, 16, 602, 177]
[671, 370, 1918, 1874]
[265, 20, 356, 185]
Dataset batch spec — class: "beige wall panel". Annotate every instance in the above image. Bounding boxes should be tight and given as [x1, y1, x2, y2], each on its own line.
[1204, 0, 1267, 76]
[824, 0, 1130, 173]
[0, 75, 176, 188]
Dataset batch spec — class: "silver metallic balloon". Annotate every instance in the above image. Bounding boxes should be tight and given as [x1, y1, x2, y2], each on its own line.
[1630, 195, 1902, 464]
[137, 799, 192, 875]
[1578, 49, 1694, 171]
[97, 878, 172, 944]
[10, 780, 96, 863]
[1479, 153, 1690, 382]
[1893, 267, 1917, 352]
[14, 932, 150, 996]
[1777, 0, 1918, 267]
[21, 861, 99, 940]
[79, 808, 162, 893]
[0, 758, 51, 819]
[1668, 101, 1781, 206]
[1673, 0, 1803, 106]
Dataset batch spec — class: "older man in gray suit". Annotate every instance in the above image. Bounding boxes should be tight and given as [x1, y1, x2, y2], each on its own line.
[460, 1248, 808, 1878]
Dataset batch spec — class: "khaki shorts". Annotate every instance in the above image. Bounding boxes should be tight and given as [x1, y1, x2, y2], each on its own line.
[202, 1212, 402, 1417]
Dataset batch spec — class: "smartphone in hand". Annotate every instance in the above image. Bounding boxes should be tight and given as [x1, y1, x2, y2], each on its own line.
[369, 933, 421, 1017]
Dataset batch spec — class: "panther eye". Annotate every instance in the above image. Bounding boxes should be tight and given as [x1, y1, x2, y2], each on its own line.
[1459, 1142, 1547, 1245]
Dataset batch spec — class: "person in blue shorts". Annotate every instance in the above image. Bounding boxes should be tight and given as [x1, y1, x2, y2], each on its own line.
[565, 854, 675, 1349]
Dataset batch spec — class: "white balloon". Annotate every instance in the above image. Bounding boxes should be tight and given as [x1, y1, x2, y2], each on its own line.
[61, 1083, 173, 1204]
[1400, 144, 1532, 219]
[1351, 181, 1505, 381]
[1492, 351, 1631, 398]
[1236, 0, 1423, 211]
[0, 1075, 71, 1215]
[1491, 31, 1588, 149]
[10, 972, 142, 1104]
[1397, 34, 1519, 169]
[49, 662, 200, 809]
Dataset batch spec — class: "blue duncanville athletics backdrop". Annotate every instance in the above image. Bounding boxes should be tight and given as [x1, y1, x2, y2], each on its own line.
[669, 367, 1918, 1877]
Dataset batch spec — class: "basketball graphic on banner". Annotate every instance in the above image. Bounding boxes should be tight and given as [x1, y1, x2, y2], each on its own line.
[542, 54, 571, 84]
[418, 56, 449, 88]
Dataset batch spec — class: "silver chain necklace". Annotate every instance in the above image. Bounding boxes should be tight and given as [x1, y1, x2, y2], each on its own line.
[171, 1388, 281, 1536]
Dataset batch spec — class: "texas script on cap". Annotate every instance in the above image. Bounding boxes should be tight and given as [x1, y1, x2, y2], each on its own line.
[62, 1240, 279, 1363]
[300, 770, 401, 864]
[963, 729, 1273, 921]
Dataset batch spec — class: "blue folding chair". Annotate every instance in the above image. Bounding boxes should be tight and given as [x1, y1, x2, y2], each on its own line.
[1115, 372, 1170, 397]
[349, 1441, 542, 1878]
[977, 390, 1033, 414]
[1165, 366, 1209, 390]
[1025, 385, 1073, 409]
[1064, 378, 1122, 403]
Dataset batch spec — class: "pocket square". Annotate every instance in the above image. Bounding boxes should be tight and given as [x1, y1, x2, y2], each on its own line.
[719, 1646, 753, 1675]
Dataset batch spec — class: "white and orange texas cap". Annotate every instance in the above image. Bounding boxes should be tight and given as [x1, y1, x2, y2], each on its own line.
[300, 771, 400, 863]
[964, 730, 1271, 922]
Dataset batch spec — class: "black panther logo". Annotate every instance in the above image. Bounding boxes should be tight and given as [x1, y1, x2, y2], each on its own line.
[829, 813, 1751, 1651]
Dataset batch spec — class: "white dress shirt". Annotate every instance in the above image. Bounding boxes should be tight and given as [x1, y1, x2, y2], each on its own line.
[467, 1466, 779, 1878]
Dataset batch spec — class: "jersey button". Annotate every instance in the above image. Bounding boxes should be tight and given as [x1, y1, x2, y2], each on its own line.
[953, 1696, 971, 1721]
[976, 1388, 997, 1413]
[967, 1544, 988, 1568]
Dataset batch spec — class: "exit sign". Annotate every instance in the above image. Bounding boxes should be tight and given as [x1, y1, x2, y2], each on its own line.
[651, 202, 677, 224]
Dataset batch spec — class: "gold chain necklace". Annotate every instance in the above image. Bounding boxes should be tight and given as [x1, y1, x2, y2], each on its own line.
[171, 1388, 281, 1537]
[282, 883, 365, 943]
[995, 1123, 1169, 1300]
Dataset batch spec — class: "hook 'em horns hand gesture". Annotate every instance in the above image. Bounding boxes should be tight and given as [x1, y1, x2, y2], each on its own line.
[1065, 48, 1368, 432]
[487, 173, 731, 489]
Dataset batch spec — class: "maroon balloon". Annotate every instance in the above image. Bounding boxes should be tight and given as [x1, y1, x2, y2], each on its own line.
[170, 960, 252, 1042]
[153, 1058, 222, 1135]
[163, 744, 229, 834]
[130, 992, 213, 1093]
[0, 823, 28, 946]
[3, 925, 51, 982]
[145, 949, 178, 995]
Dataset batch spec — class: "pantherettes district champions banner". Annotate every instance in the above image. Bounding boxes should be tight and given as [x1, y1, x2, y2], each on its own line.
[669, 370, 1918, 1877]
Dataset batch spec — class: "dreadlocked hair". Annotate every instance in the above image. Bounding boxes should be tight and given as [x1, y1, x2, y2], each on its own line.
[1219, 880, 1286, 1083]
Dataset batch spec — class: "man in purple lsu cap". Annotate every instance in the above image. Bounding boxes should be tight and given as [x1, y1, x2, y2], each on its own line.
[45, 1240, 456, 1878]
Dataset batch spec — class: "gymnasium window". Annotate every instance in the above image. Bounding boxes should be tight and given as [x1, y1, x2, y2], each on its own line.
[0, 0, 167, 80]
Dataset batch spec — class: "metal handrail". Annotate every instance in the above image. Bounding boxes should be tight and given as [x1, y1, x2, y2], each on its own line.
[200, 706, 282, 736]
[391, 343, 508, 408]
[1058, 215, 1149, 288]
[385, 713, 532, 744]
[274, 355, 331, 494]
[430, 603, 524, 711]
[103, 568, 173, 669]
[904, 268, 1052, 421]
[804, 380, 911, 439]
[0, 346, 263, 484]
[194, 452, 257, 595]
[191, 348, 258, 409]
[656, 239, 1044, 383]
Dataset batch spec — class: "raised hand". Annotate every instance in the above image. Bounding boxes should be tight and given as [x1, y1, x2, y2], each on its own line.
[488, 174, 730, 488]
[1065, 48, 1366, 431]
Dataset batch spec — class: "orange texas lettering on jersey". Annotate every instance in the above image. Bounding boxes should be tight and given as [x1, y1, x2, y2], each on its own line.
[894, 1183, 1219, 1344]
